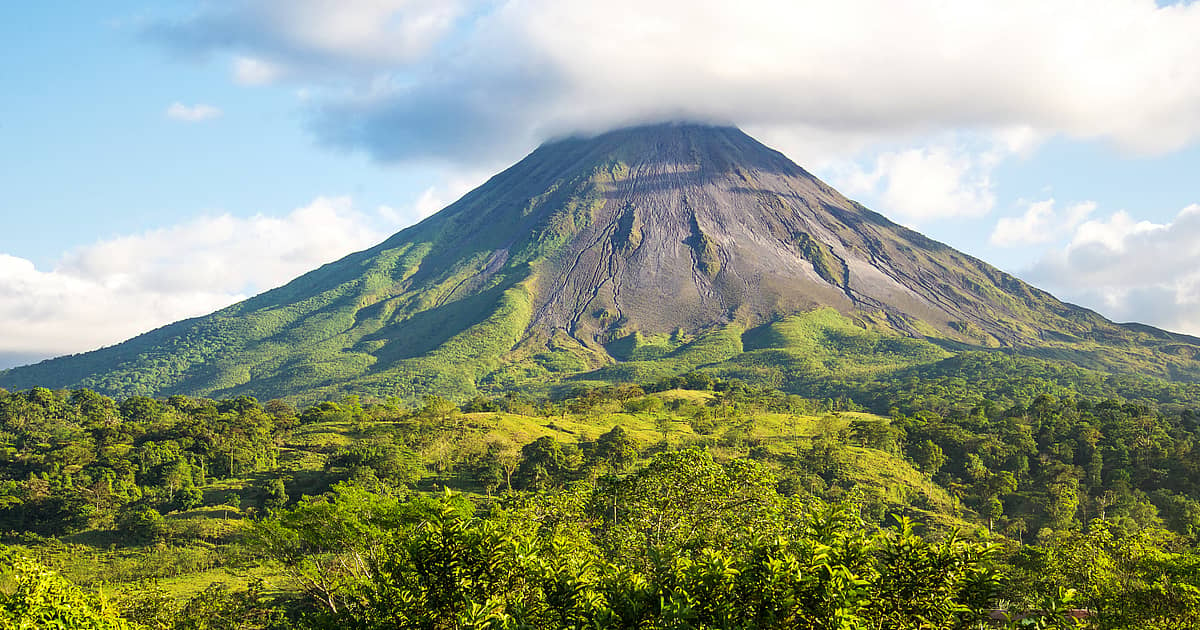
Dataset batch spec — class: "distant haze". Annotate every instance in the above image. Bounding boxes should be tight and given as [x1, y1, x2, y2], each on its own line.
[0, 353, 48, 371]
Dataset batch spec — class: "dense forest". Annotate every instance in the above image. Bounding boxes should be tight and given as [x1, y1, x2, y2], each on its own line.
[5, 357, 1200, 628]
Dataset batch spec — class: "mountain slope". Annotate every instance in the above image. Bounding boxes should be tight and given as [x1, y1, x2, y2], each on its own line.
[3, 123, 1199, 400]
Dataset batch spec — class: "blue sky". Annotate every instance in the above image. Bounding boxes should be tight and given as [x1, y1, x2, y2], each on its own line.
[1, 3, 447, 267]
[2, 1, 1200, 368]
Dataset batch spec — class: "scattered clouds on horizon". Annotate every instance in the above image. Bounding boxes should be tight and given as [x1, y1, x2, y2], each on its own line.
[166, 102, 222, 122]
[824, 133, 1030, 221]
[1023, 204, 1200, 335]
[377, 172, 486, 225]
[990, 199, 1098, 246]
[0, 192, 455, 366]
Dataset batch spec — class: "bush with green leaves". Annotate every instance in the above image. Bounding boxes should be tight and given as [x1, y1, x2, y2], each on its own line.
[326, 440, 423, 487]
[0, 549, 133, 629]
[250, 465, 1005, 629]
[116, 505, 165, 543]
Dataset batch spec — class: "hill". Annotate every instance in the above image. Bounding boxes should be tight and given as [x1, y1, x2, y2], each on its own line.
[4, 123, 1199, 401]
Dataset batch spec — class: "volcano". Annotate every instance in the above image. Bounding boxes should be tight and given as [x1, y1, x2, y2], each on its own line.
[4, 123, 1199, 401]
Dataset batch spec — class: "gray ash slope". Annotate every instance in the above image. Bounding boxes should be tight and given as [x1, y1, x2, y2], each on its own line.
[3, 123, 1199, 401]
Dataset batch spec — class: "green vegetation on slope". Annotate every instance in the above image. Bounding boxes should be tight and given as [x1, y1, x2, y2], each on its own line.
[6, 125, 1200, 404]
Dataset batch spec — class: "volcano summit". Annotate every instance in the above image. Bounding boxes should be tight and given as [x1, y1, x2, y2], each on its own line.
[4, 123, 1198, 400]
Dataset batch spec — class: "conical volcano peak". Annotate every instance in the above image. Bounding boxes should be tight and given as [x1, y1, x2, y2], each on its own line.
[4, 123, 1199, 401]
[539, 122, 808, 179]
[515, 123, 866, 345]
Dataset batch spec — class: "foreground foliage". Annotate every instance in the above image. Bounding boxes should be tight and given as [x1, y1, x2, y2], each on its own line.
[4, 374, 1200, 628]
[251, 481, 999, 629]
[0, 550, 131, 629]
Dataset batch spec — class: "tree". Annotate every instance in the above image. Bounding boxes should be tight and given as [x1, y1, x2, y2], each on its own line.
[852, 419, 903, 453]
[482, 440, 522, 494]
[622, 396, 663, 415]
[261, 478, 288, 513]
[515, 437, 575, 490]
[175, 485, 204, 511]
[327, 440, 423, 487]
[264, 399, 298, 432]
[689, 407, 718, 434]
[1005, 518, 1029, 543]
[911, 439, 946, 475]
[223, 492, 242, 520]
[986, 496, 1004, 534]
[1047, 474, 1080, 531]
[116, 505, 164, 542]
[590, 426, 638, 472]
[418, 395, 460, 425]
[594, 449, 787, 562]
[863, 517, 1000, 628]
[248, 484, 470, 617]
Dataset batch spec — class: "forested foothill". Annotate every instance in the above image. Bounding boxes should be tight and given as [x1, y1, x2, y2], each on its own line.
[4, 361, 1200, 628]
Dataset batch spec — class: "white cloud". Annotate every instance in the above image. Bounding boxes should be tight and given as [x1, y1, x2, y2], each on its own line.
[821, 130, 1039, 221]
[1070, 210, 1164, 252]
[152, 0, 469, 79]
[992, 200, 1057, 246]
[990, 199, 1097, 246]
[413, 188, 444, 219]
[864, 145, 995, 220]
[1023, 204, 1200, 335]
[378, 188, 449, 225]
[151, 0, 1200, 165]
[57, 197, 383, 294]
[0, 194, 447, 365]
[233, 56, 285, 85]
[379, 172, 487, 226]
[166, 102, 222, 122]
